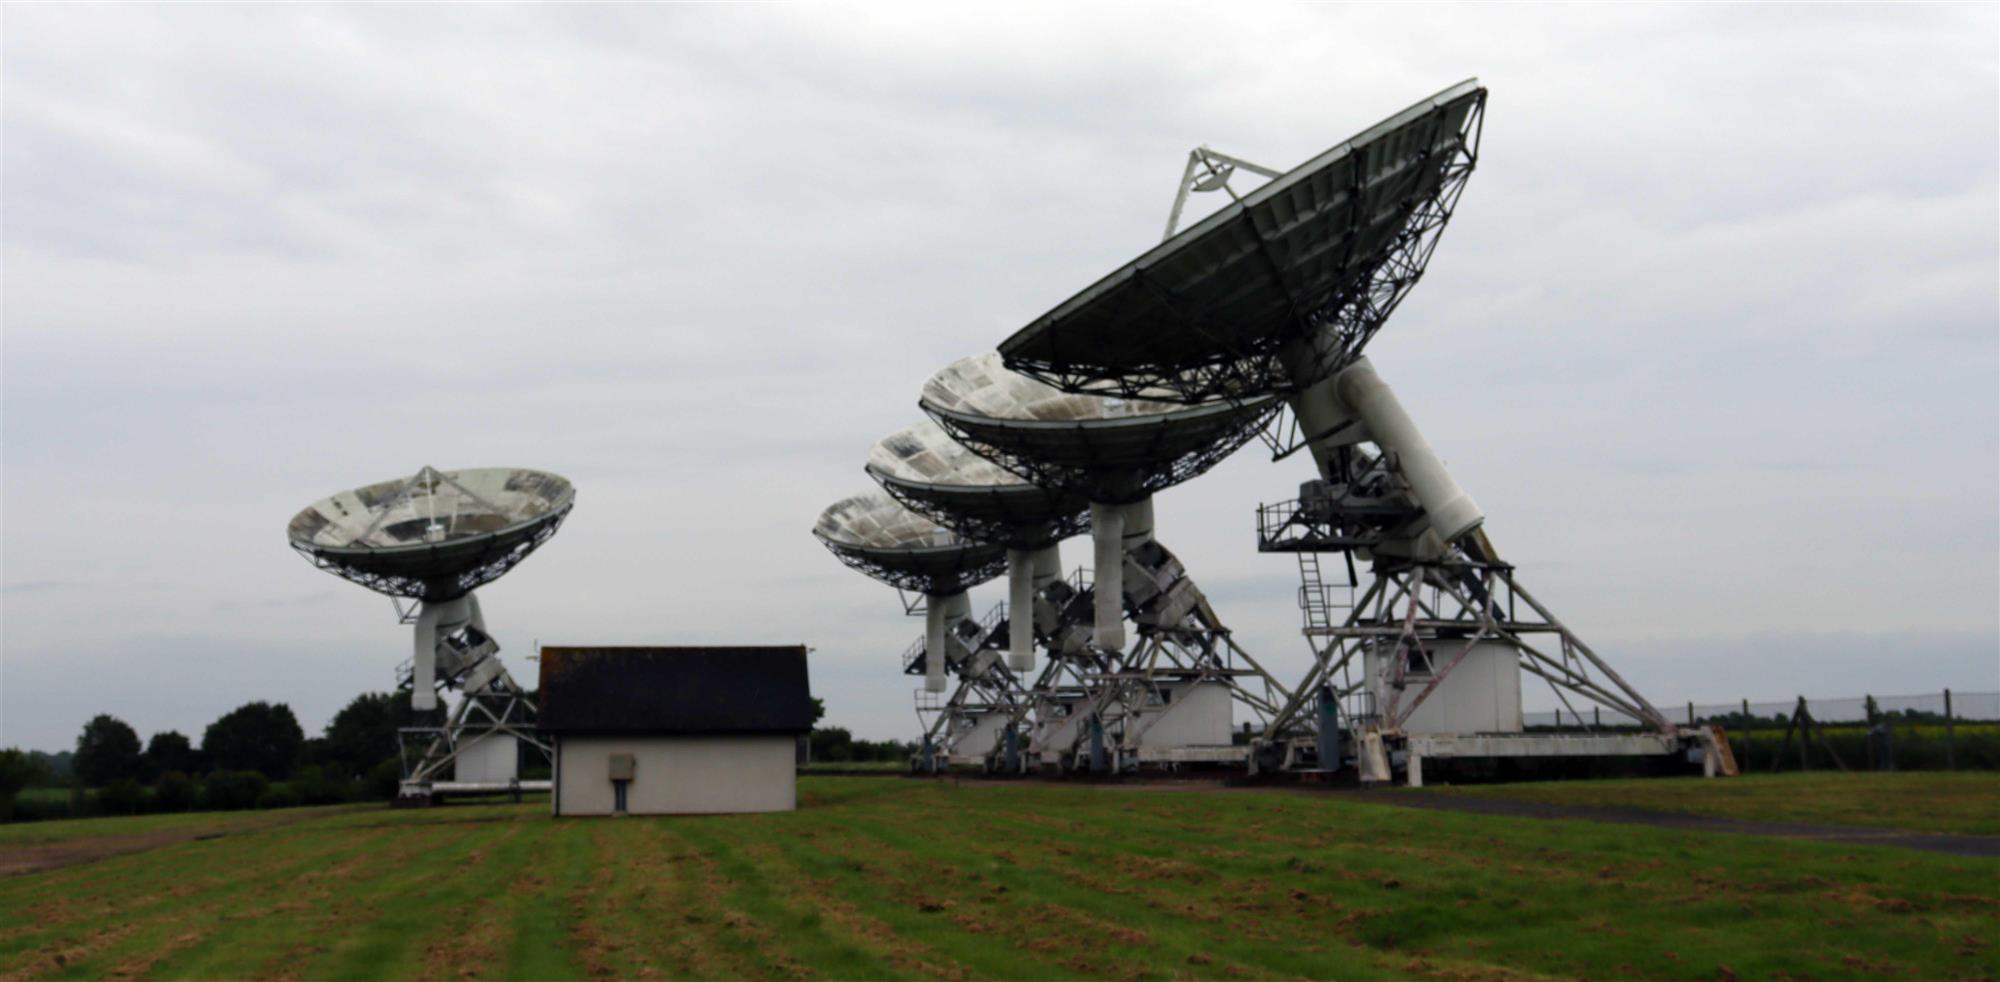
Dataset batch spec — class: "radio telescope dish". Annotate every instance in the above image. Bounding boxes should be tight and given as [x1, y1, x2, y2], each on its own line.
[998, 79, 1486, 402]
[813, 490, 1008, 596]
[289, 466, 574, 601]
[919, 353, 1277, 504]
[815, 490, 1008, 694]
[867, 420, 1091, 673]
[920, 353, 1274, 652]
[866, 421, 1090, 550]
[287, 464, 573, 803]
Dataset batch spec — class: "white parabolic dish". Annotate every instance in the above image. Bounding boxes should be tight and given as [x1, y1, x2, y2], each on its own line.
[813, 490, 1008, 596]
[920, 353, 1277, 501]
[287, 466, 575, 600]
[866, 420, 1090, 549]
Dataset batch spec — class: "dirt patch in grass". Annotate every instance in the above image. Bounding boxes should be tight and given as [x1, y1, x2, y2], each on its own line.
[0, 829, 224, 878]
[0, 809, 330, 877]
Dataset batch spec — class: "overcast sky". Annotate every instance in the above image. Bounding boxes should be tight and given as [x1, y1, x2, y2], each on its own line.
[4, 4, 1996, 752]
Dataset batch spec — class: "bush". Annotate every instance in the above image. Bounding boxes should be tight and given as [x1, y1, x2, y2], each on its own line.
[201, 770, 269, 811]
[365, 757, 404, 801]
[8, 793, 76, 823]
[256, 786, 303, 810]
[96, 779, 148, 815]
[0, 748, 48, 821]
[154, 772, 198, 812]
[1728, 723, 2000, 772]
[289, 765, 352, 806]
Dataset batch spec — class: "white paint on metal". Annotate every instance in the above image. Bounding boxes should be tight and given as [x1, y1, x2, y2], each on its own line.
[923, 594, 957, 693]
[1090, 502, 1126, 650]
[868, 419, 1036, 488]
[922, 352, 1189, 424]
[1006, 550, 1035, 671]
[1407, 732, 1683, 758]
[1120, 498, 1155, 546]
[1358, 729, 1392, 782]
[410, 594, 482, 711]
[288, 466, 573, 552]
[1335, 359, 1483, 542]
[1031, 542, 1062, 588]
[815, 491, 966, 552]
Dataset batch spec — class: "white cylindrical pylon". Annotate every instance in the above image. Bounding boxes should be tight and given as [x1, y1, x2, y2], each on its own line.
[1006, 549, 1035, 672]
[1288, 371, 1354, 478]
[1120, 498, 1155, 546]
[410, 593, 479, 712]
[1030, 541, 1062, 589]
[924, 595, 950, 693]
[1089, 501, 1126, 650]
[1335, 358, 1484, 542]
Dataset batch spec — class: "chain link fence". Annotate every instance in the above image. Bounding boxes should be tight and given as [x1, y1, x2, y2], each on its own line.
[1524, 689, 2000, 771]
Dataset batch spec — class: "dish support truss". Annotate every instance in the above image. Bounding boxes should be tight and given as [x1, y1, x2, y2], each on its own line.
[1003, 93, 1484, 405]
[1253, 502, 1702, 778]
[990, 559, 1292, 774]
[388, 593, 552, 802]
[905, 601, 1034, 772]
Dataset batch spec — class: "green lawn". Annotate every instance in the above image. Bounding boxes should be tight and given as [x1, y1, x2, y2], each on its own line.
[1430, 772, 2000, 836]
[1, 776, 1994, 980]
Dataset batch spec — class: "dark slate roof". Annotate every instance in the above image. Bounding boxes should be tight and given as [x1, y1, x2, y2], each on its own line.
[537, 646, 814, 735]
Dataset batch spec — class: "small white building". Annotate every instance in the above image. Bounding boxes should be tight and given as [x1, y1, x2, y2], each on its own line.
[1364, 639, 1523, 734]
[538, 645, 814, 816]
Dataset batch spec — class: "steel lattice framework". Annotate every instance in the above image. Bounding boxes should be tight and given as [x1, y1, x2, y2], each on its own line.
[869, 470, 1092, 551]
[816, 536, 1009, 596]
[292, 505, 572, 601]
[923, 400, 1280, 505]
[998, 84, 1486, 403]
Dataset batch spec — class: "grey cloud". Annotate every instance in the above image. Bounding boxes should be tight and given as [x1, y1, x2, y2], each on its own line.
[3, 4, 1994, 750]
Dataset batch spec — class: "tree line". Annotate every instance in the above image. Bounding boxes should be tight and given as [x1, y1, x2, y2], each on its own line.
[0, 693, 446, 821]
[0, 694, 914, 821]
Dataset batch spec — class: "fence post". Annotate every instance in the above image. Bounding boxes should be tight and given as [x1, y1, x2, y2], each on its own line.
[1554, 707, 1562, 729]
[1864, 694, 1877, 772]
[1687, 701, 1695, 726]
[1594, 706, 1601, 728]
[1944, 688, 1955, 771]
[1741, 698, 1752, 774]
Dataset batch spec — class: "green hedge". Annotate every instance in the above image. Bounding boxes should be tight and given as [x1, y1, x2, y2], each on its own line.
[1726, 723, 1999, 772]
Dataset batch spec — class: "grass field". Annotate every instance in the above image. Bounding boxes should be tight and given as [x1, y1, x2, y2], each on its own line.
[2, 777, 1996, 980]
[1432, 772, 2000, 836]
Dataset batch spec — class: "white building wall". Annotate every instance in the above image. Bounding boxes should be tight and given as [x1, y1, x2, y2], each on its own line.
[1033, 699, 1088, 764]
[554, 734, 798, 816]
[1135, 682, 1233, 747]
[1367, 641, 1523, 734]
[951, 713, 1007, 758]
[453, 732, 518, 784]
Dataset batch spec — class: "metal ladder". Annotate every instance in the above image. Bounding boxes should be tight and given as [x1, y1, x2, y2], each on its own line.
[1296, 552, 1336, 633]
